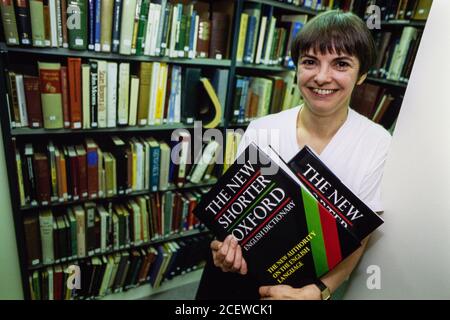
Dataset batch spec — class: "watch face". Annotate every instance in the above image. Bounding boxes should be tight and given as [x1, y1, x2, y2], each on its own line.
[321, 288, 331, 300]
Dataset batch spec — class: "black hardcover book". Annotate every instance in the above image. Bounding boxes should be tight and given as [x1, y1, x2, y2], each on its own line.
[287, 146, 384, 242]
[13, 0, 32, 46]
[181, 68, 201, 124]
[111, 0, 122, 53]
[195, 143, 383, 297]
[89, 60, 98, 127]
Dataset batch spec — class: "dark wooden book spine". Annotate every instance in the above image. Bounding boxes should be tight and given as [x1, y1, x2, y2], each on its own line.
[209, 12, 229, 59]
[33, 152, 51, 204]
[23, 76, 43, 128]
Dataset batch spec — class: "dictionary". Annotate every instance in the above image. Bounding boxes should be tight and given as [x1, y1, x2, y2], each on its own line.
[194, 142, 372, 288]
[287, 146, 384, 242]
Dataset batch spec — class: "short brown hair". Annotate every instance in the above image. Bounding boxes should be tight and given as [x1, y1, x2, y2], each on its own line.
[291, 10, 376, 76]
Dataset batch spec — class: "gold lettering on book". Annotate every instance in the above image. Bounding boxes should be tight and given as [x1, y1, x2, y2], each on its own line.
[266, 232, 316, 283]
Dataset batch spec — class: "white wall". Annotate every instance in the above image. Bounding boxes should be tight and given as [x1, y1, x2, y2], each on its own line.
[344, 0, 450, 299]
[0, 123, 23, 299]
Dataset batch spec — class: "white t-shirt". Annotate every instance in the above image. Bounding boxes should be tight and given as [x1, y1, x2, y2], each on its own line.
[236, 105, 392, 212]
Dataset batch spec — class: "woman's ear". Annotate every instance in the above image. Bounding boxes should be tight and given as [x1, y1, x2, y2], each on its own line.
[357, 73, 367, 85]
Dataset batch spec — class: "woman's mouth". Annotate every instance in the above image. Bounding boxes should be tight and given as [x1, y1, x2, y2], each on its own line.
[309, 88, 339, 97]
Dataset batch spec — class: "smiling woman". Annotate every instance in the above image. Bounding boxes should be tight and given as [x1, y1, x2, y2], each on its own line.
[196, 10, 392, 301]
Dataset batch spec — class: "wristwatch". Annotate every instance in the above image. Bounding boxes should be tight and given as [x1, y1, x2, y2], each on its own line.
[314, 279, 331, 300]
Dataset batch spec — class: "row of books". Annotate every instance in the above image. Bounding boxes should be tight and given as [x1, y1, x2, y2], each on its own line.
[231, 72, 303, 124]
[23, 189, 211, 267]
[276, 0, 431, 21]
[28, 233, 212, 300]
[14, 135, 220, 206]
[351, 82, 403, 130]
[7, 58, 228, 129]
[237, 3, 308, 68]
[0, 0, 232, 59]
[370, 27, 422, 83]
[362, 0, 432, 21]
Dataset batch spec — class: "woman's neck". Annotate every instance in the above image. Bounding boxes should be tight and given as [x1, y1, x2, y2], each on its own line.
[297, 104, 349, 140]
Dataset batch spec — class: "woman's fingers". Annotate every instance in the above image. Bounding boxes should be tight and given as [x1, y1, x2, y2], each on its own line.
[239, 252, 248, 275]
[222, 237, 238, 270]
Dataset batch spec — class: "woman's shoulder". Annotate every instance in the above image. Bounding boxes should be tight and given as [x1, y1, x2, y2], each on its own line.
[349, 108, 392, 146]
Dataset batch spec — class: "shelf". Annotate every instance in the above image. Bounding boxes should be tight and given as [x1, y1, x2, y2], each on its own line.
[28, 228, 210, 271]
[20, 178, 218, 211]
[246, 0, 322, 15]
[380, 20, 426, 27]
[366, 76, 408, 88]
[0, 42, 231, 67]
[101, 267, 203, 300]
[236, 62, 294, 72]
[11, 123, 224, 136]
[228, 122, 251, 127]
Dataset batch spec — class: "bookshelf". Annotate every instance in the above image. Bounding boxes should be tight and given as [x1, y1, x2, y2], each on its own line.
[0, 0, 431, 300]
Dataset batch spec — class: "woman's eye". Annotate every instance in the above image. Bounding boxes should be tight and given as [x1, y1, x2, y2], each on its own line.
[301, 60, 316, 67]
[336, 61, 350, 70]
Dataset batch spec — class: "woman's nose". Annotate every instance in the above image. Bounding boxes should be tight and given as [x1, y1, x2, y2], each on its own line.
[314, 65, 332, 84]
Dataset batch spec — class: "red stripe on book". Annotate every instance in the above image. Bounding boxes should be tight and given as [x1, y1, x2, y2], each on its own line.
[318, 205, 342, 270]
[214, 169, 261, 221]
[296, 173, 353, 227]
[241, 197, 292, 246]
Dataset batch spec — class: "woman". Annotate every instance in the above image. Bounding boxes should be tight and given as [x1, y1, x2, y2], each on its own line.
[196, 9, 392, 300]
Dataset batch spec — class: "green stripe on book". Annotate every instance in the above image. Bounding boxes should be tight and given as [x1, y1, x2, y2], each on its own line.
[301, 188, 329, 276]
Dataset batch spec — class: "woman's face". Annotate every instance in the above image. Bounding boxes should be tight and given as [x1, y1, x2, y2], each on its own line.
[297, 49, 366, 117]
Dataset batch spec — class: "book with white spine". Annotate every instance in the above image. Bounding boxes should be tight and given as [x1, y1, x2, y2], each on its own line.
[119, 0, 137, 55]
[81, 64, 91, 128]
[117, 63, 130, 125]
[97, 60, 107, 127]
[14, 74, 29, 127]
[128, 76, 140, 125]
[147, 62, 160, 125]
[107, 62, 118, 128]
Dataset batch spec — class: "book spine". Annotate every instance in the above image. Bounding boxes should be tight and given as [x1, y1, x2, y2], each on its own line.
[30, 0, 46, 47]
[59, 66, 71, 128]
[106, 62, 117, 128]
[68, 57, 82, 129]
[100, 0, 113, 52]
[67, 0, 87, 50]
[81, 64, 90, 128]
[89, 60, 98, 127]
[38, 62, 64, 129]
[88, 0, 94, 50]
[96, 60, 107, 127]
[135, 0, 149, 56]
[1, 0, 20, 45]
[94, 0, 101, 51]
[23, 76, 43, 128]
[110, 0, 121, 53]
[55, 0, 62, 46]
[117, 63, 130, 125]
[14, 0, 32, 45]
[60, 0, 68, 47]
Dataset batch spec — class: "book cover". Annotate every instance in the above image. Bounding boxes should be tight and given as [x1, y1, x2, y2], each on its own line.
[194, 143, 382, 287]
[287, 146, 384, 242]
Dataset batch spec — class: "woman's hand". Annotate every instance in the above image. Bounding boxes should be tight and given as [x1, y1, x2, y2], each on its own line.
[210, 235, 248, 275]
[259, 284, 322, 300]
